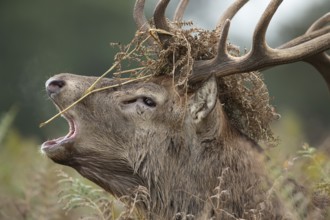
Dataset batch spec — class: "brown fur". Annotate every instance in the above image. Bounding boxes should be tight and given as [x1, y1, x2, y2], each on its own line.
[43, 73, 290, 219]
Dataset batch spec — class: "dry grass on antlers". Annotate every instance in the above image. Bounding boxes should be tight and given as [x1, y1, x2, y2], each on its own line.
[40, 21, 278, 144]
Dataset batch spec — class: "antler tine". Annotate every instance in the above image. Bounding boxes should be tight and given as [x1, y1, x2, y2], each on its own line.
[154, 0, 172, 45]
[305, 13, 330, 91]
[190, 0, 284, 84]
[216, 19, 232, 61]
[216, 0, 248, 36]
[307, 52, 330, 91]
[205, 1, 247, 72]
[189, 0, 330, 86]
[173, 0, 189, 22]
[276, 13, 330, 91]
[134, 0, 150, 31]
[278, 26, 330, 50]
[251, 0, 282, 55]
[307, 12, 330, 33]
[133, 0, 156, 45]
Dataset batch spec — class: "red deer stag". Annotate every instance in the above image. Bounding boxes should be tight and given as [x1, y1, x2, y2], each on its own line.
[41, 0, 330, 219]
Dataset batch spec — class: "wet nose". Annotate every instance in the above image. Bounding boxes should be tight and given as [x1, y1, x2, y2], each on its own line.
[46, 79, 66, 96]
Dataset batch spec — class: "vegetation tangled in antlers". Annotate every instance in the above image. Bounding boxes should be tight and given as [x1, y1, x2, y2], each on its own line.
[107, 18, 278, 145]
[40, 7, 278, 145]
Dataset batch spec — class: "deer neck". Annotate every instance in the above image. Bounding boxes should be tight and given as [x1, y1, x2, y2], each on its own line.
[134, 102, 266, 219]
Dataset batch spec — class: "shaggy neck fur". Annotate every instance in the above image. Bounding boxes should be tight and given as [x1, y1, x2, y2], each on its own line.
[126, 102, 282, 219]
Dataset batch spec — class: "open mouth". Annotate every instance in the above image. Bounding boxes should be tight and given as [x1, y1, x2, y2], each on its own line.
[41, 114, 77, 151]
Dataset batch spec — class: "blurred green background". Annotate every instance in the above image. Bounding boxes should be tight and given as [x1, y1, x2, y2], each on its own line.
[1, 0, 136, 141]
[0, 0, 329, 219]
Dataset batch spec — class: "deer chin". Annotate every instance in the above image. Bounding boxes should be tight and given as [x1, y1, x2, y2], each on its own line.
[41, 114, 77, 158]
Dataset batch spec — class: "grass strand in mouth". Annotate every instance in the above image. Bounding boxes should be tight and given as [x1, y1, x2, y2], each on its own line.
[39, 74, 152, 128]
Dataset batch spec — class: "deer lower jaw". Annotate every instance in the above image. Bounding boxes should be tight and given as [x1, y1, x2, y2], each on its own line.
[41, 115, 77, 153]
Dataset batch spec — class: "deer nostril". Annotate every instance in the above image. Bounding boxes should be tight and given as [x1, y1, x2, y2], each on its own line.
[46, 79, 66, 96]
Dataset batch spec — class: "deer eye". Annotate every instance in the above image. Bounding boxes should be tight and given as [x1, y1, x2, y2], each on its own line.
[142, 97, 156, 107]
[123, 99, 137, 104]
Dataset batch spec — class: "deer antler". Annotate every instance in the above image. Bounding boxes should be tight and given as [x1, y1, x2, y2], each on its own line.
[305, 13, 330, 90]
[134, 0, 149, 31]
[153, 0, 172, 45]
[277, 13, 330, 90]
[134, 0, 157, 46]
[215, 0, 248, 36]
[133, 0, 329, 89]
[173, 0, 189, 22]
[188, 0, 330, 86]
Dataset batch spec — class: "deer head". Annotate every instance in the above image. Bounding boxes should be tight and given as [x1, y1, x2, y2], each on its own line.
[41, 0, 329, 219]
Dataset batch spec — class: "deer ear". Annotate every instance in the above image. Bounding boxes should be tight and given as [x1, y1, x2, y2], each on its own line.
[189, 76, 218, 124]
